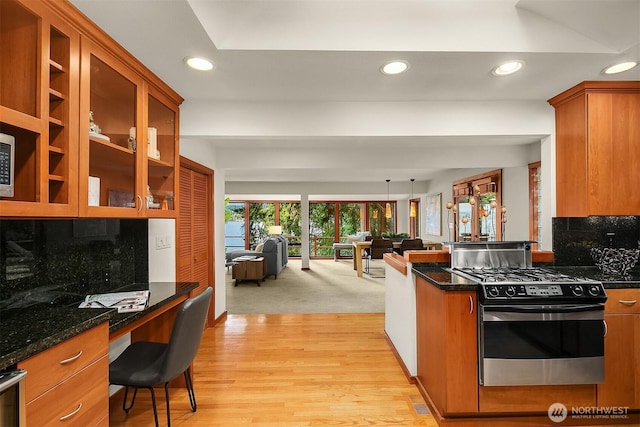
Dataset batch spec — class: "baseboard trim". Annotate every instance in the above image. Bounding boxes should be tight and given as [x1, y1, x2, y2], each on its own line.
[214, 311, 228, 325]
[383, 330, 416, 384]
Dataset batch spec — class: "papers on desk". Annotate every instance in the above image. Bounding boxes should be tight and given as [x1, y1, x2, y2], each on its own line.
[234, 255, 257, 261]
[78, 290, 150, 313]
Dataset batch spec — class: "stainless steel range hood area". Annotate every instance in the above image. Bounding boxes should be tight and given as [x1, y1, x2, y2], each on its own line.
[447, 241, 535, 269]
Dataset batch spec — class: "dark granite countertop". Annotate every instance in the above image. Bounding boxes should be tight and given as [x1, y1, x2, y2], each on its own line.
[546, 266, 640, 288]
[412, 264, 640, 291]
[0, 281, 198, 370]
[412, 263, 479, 291]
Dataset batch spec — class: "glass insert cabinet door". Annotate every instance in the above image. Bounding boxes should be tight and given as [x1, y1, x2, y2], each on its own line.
[80, 41, 180, 218]
[82, 48, 142, 215]
[147, 90, 178, 214]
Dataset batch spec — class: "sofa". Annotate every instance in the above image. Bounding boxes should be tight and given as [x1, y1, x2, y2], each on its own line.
[226, 237, 288, 279]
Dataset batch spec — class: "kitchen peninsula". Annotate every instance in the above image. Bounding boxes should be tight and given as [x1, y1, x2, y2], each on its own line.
[384, 249, 640, 425]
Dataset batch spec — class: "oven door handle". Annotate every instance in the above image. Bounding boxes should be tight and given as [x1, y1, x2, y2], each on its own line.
[484, 304, 604, 313]
[482, 304, 604, 321]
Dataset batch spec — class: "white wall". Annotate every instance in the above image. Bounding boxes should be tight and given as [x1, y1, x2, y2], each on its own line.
[385, 264, 419, 376]
[181, 100, 554, 138]
[148, 218, 176, 281]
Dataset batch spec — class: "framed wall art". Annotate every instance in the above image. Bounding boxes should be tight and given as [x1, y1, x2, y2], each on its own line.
[425, 193, 442, 236]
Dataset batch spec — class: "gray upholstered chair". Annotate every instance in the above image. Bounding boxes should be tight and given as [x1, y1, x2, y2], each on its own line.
[109, 287, 212, 427]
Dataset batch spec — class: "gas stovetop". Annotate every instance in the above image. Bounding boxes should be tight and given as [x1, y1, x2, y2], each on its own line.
[448, 267, 607, 304]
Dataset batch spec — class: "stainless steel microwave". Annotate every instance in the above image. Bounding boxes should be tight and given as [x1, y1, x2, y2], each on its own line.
[0, 133, 15, 197]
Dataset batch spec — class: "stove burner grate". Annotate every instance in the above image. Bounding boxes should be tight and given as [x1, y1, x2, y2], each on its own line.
[452, 267, 594, 284]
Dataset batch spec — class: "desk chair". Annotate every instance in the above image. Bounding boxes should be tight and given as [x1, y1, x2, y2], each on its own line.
[109, 287, 213, 427]
[365, 238, 393, 277]
[396, 238, 423, 255]
[362, 235, 374, 258]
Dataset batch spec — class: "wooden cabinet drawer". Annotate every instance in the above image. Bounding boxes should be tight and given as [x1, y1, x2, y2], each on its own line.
[26, 355, 108, 427]
[18, 322, 108, 402]
[605, 289, 640, 314]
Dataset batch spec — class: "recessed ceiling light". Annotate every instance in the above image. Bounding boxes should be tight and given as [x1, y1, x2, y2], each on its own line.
[492, 60, 525, 76]
[602, 61, 637, 74]
[381, 60, 409, 75]
[184, 57, 214, 71]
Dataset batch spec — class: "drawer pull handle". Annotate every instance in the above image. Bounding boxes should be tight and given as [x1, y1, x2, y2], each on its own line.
[59, 350, 82, 365]
[469, 295, 474, 314]
[59, 402, 82, 421]
[603, 319, 608, 337]
[619, 299, 637, 306]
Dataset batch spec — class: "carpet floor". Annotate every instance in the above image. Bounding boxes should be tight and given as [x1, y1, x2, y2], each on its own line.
[225, 258, 386, 314]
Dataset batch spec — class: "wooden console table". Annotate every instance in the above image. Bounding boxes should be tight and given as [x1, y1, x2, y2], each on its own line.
[232, 256, 267, 286]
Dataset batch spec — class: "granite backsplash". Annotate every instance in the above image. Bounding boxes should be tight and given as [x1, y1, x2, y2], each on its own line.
[0, 219, 148, 311]
[552, 216, 640, 266]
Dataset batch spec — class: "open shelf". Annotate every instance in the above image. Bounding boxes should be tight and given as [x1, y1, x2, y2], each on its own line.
[49, 59, 64, 73]
[90, 136, 135, 165]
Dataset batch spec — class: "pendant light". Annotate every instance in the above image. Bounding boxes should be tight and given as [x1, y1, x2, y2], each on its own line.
[385, 179, 392, 218]
[409, 178, 416, 218]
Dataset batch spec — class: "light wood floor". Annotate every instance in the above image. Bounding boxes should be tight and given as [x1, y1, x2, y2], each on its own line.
[108, 313, 638, 427]
[109, 313, 436, 426]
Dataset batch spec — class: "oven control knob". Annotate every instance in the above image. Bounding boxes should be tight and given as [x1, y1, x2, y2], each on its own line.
[588, 285, 601, 296]
[571, 285, 584, 296]
[505, 286, 517, 297]
[487, 286, 500, 298]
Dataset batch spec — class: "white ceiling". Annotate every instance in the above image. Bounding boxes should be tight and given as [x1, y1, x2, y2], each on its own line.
[69, 0, 640, 191]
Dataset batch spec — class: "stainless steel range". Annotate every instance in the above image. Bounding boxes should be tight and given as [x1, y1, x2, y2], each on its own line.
[447, 241, 607, 387]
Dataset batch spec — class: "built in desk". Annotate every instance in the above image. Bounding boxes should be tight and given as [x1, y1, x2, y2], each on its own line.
[0, 281, 198, 370]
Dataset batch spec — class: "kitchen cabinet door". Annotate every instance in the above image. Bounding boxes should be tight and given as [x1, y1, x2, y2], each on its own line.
[598, 314, 640, 408]
[416, 278, 478, 415]
[178, 160, 213, 312]
[598, 289, 640, 409]
[79, 41, 144, 217]
[549, 81, 640, 217]
[145, 86, 179, 217]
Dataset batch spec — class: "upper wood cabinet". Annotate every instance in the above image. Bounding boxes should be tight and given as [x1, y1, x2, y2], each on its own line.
[0, 0, 182, 218]
[0, 0, 80, 217]
[548, 81, 640, 217]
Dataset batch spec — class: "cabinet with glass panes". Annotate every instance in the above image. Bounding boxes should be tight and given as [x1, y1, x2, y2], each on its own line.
[78, 40, 181, 218]
[0, 0, 182, 219]
[0, 0, 79, 217]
